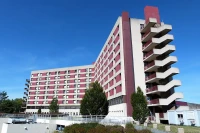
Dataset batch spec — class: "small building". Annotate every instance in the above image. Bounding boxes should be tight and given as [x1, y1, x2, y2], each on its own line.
[167, 110, 200, 126]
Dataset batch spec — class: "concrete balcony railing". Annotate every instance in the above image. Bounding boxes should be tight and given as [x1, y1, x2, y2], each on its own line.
[148, 92, 183, 106]
[145, 67, 179, 83]
[159, 113, 168, 120]
[141, 18, 157, 33]
[142, 34, 174, 52]
[143, 45, 175, 62]
[146, 80, 181, 94]
[144, 56, 177, 72]
[142, 24, 172, 43]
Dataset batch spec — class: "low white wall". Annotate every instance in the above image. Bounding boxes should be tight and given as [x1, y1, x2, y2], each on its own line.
[1, 123, 51, 133]
[108, 103, 127, 116]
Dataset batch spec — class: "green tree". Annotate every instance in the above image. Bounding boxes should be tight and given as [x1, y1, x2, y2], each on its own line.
[131, 86, 149, 124]
[0, 91, 8, 103]
[0, 99, 14, 113]
[38, 106, 42, 114]
[49, 98, 59, 113]
[13, 98, 23, 113]
[80, 81, 108, 115]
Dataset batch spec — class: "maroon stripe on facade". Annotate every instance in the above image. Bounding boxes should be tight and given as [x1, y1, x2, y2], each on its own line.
[144, 6, 160, 23]
[121, 12, 135, 116]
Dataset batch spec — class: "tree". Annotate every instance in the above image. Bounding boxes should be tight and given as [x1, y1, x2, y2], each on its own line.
[131, 86, 149, 124]
[13, 98, 23, 113]
[49, 98, 59, 113]
[80, 81, 108, 115]
[38, 107, 42, 114]
[0, 91, 8, 103]
[0, 99, 14, 113]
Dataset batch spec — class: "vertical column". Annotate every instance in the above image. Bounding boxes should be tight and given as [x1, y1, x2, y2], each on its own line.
[122, 12, 135, 117]
[144, 6, 160, 23]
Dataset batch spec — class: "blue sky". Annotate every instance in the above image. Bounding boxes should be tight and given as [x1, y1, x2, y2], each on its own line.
[0, 0, 199, 103]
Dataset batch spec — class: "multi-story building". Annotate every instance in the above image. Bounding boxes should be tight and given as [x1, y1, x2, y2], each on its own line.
[24, 6, 183, 122]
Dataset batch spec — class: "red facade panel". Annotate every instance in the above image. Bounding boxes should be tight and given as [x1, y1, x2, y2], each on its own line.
[115, 73, 121, 83]
[113, 26, 119, 36]
[122, 12, 135, 116]
[144, 6, 160, 23]
[110, 89, 114, 96]
[60, 71, 65, 74]
[116, 85, 122, 93]
[114, 35, 120, 44]
[115, 53, 120, 63]
[108, 37, 112, 44]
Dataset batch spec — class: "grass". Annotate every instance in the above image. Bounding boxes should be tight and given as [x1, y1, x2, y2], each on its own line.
[143, 123, 200, 133]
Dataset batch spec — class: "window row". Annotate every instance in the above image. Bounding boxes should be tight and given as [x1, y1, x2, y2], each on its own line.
[31, 79, 92, 85]
[31, 100, 80, 104]
[31, 74, 93, 81]
[30, 94, 82, 99]
[30, 89, 83, 94]
[32, 68, 93, 77]
[30, 84, 90, 90]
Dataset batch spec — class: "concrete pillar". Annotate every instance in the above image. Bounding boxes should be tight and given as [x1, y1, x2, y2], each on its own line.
[178, 128, 184, 133]
[153, 124, 157, 129]
[144, 123, 147, 127]
[165, 125, 170, 132]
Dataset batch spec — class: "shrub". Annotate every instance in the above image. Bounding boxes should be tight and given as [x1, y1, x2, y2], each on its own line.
[95, 124, 107, 133]
[125, 123, 134, 129]
[137, 129, 152, 133]
[110, 128, 122, 133]
[63, 124, 86, 133]
[105, 125, 114, 132]
[124, 128, 138, 133]
[80, 123, 98, 131]
[87, 128, 97, 133]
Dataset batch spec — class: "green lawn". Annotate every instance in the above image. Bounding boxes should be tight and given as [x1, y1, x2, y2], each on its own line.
[144, 123, 200, 133]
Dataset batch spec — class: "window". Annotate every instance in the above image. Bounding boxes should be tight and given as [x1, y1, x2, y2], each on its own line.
[78, 74, 80, 78]
[66, 101, 68, 103]
[67, 85, 69, 88]
[74, 90, 77, 93]
[75, 75, 78, 78]
[86, 74, 88, 77]
[75, 70, 77, 73]
[64, 85, 66, 88]
[38, 73, 40, 76]
[66, 90, 69, 93]
[68, 75, 70, 78]
[78, 79, 80, 82]
[74, 95, 77, 98]
[66, 95, 69, 98]
[46, 72, 49, 76]
[31, 74, 33, 77]
[77, 84, 80, 88]
[89, 79, 91, 82]
[48, 77, 50, 80]
[74, 100, 77, 104]
[89, 68, 92, 72]
[77, 90, 80, 93]
[78, 69, 81, 73]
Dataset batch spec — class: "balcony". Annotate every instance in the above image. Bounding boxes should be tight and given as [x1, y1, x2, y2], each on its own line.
[147, 99, 159, 106]
[142, 34, 174, 52]
[146, 86, 158, 93]
[145, 67, 180, 83]
[159, 113, 168, 120]
[141, 18, 157, 33]
[143, 45, 175, 62]
[24, 88, 29, 91]
[25, 83, 29, 87]
[24, 92, 28, 96]
[144, 56, 177, 72]
[146, 80, 181, 94]
[142, 24, 172, 43]
[26, 79, 30, 83]
[148, 92, 183, 106]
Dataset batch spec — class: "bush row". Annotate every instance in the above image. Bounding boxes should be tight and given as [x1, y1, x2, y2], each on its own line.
[61, 123, 152, 133]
